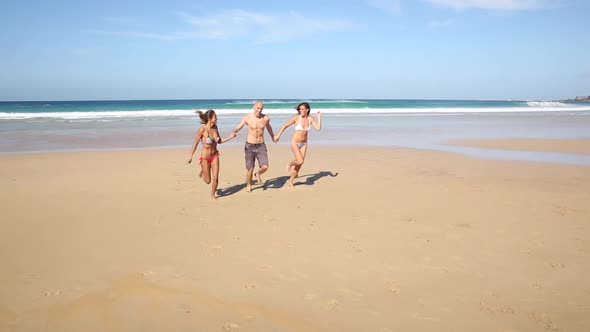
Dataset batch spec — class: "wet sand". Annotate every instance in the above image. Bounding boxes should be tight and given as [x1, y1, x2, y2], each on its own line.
[444, 138, 590, 155]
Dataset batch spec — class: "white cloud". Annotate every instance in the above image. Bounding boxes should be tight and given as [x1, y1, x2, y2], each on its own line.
[425, 0, 546, 10]
[181, 10, 353, 43]
[96, 10, 353, 43]
[369, 0, 402, 15]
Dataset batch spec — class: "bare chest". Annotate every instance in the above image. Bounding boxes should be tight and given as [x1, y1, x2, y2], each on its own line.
[247, 117, 266, 130]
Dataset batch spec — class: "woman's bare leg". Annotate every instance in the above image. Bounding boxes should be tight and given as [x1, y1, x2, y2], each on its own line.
[287, 144, 304, 173]
[201, 160, 211, 185]
[288, 144, 306, 187]
[210, 157, 220, 199]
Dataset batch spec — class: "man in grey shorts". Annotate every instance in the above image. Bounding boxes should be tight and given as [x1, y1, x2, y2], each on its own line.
[233, 101, 276, 192]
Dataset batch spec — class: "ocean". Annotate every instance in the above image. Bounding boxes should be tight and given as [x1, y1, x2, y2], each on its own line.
[1, 99, 590, 165]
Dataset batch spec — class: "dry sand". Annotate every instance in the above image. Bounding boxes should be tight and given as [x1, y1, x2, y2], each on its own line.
[444, 138, 590, 155]
[1, 143, 589, 331]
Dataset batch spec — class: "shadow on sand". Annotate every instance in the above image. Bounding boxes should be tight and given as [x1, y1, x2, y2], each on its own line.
[294, 171, 339, 187]
[216, 183, 247, 198]
[216, 170, 339, 198]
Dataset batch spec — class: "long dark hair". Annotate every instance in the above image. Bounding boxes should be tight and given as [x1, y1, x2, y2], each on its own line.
[296, 102, 310, 115]
[197, 109, 216, 124]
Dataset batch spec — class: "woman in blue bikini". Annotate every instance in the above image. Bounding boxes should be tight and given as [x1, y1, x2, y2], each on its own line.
[187, 110, 236, 199]
[274, 102, 322, 187]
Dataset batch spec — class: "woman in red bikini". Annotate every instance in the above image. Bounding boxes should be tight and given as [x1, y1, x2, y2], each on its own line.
[187, 109, 236, 199]
[274, 102, 322, 187]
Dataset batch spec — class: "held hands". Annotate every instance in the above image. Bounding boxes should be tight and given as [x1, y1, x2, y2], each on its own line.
[225, 132, 237, 142]
[273, 135, 280, 143]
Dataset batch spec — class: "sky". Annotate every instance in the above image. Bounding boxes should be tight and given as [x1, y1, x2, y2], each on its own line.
[1, 0, 589, 101]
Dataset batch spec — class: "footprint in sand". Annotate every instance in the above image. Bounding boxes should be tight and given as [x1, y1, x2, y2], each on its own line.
[548, 262, 566, 270]
[326, 299, 340, 310]
[386, 281, 400, 295]
[479, 301, 516, 315]
[401, 216, 415, 223]
[44, 289, 61, 296]
[303, 293, 317, 301]
[256, 265, 272, 272]
[530, 282, 542, 289]
[223, 322, 240, 331]
[554, 205, 577, 216]
[345, 237, 363, 253]
[200, 243, 224, 256]
[273, 241, 293, 248]
[306, 221, 318, 232]
[263, 215, 277, 223]
[243, 283, 256, 290]
[530, 312, 560, 332]
[210, 245, 223, 254]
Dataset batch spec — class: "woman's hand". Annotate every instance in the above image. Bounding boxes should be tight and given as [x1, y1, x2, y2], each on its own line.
[187, 155, 193, 164]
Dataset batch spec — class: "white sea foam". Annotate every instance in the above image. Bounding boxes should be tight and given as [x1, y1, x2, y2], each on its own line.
[223, 100, 299, 105]
[305, 100, 369, 103]
[0, 109, 196, 120]
[223, 99, 368, 105]
[526, 101, 570, 107]
[2, 105, 590, 120]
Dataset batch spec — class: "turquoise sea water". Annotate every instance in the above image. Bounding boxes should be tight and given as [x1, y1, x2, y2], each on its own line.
[2, 99, 590, 119]
[1, 99, 590, 165]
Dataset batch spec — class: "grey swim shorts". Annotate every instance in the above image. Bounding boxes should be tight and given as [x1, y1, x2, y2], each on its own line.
[244, 142, 268, 170]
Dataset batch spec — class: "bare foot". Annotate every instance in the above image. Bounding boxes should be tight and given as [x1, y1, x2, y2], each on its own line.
[246, 185, 252, 192]
[288, 179, 294, 188]
[254, 172, 263, 184]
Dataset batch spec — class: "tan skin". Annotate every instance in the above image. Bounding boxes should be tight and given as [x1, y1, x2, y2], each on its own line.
[233, 101, 276, 192]
[274, 104, 321, 187]
[187, 113, 236, 199]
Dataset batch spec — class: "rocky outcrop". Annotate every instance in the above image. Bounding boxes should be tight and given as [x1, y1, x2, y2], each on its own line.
[564, 96, 590, 102]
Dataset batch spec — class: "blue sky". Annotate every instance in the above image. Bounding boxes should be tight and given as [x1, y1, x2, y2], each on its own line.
[1, 0, 588, 101]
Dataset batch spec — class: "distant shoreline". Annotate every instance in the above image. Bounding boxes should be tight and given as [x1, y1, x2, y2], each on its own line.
[1, 97, 589, 103]
[562, 95, 590, 102]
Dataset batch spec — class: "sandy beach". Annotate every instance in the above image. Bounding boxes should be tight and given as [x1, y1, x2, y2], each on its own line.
[1, 142, 589, 331]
